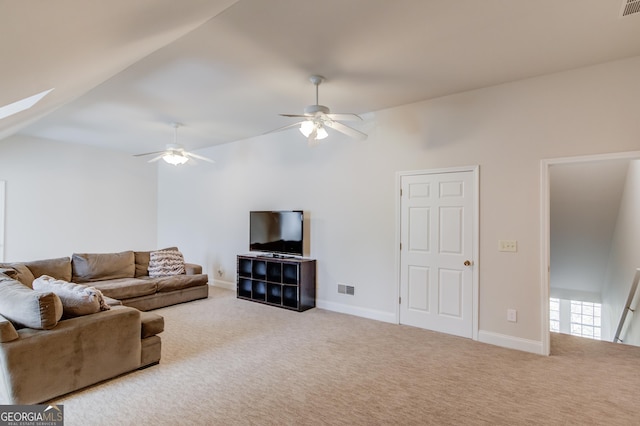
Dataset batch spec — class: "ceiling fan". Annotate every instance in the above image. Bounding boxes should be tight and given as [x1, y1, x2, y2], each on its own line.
[268, 75, 367, 146]
[134, 123, 214, 165]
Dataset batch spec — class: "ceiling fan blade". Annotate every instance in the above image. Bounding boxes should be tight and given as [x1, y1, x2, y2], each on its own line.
[324, 120, 368, 140]
[148, 154, 165, 163]
[185, 152, 215, 163]
[263, 121, 305, 135]
[279, 113, 312, 118]
[325, 113, 362, 121]
[134, 150, 166, 157]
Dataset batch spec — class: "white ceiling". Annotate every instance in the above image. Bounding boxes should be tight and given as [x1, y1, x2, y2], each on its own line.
[2, 0, 640, 154]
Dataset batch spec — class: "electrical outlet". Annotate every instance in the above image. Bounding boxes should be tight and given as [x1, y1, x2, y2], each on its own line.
[499, 240, 517, 252]
[507, 309, 517, 322]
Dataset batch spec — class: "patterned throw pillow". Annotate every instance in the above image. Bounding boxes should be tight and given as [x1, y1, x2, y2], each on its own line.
[148, 250, 185, 278]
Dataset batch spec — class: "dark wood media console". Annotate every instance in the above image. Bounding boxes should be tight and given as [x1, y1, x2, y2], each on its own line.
[236, 254, 316, 312]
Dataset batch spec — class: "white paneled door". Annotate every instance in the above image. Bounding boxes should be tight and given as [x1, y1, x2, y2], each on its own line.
[399, 170, 475, 338]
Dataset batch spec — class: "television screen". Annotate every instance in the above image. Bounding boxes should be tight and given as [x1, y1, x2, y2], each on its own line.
[250, 211, 304, 256]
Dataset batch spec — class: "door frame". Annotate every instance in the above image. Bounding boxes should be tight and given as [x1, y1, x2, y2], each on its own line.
[0, 180, 4, 262]
[540, 150, 640, 356]
[395, 165, 480, 341]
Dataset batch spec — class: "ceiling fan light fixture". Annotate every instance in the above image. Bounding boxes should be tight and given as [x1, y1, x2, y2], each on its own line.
[316, 126, 328, 140]
[162, 152, 189, 165]
[134, 123, 214, 164]
[299, 121, 328, 140]
[299, 121, 314, 137]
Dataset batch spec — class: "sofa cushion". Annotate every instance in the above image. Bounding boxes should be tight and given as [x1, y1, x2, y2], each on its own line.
[90, 278, 157, 300]
[0, 313, 19, 343]
[0, 263, 35, 287]
[0, 268, 16, 279]
[72, 251, 135, 283]
[134, 251, 150, 278]
[184, 263, 203, 275]
[140, 312, 164, 338]
[32, 275, 110, 318]
[135, 247, 178, 277]
[23, 257, 71, 284]
[103, 296, 122, 307]
[150, 274, 209, 293]
[0, 275, 63, 330]
[148, 249, 185, 277]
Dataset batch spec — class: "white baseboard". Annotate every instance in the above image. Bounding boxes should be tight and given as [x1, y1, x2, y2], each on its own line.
[477, 330, 545, 355]
[213, 282, 542, 355]
[316, 299, 396, 324]
[211, 279, 235, 290]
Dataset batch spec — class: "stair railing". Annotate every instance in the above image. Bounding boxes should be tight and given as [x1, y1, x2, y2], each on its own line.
[613, 268, 640, 343]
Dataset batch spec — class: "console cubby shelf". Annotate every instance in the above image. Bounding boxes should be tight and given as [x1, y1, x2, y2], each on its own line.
[237, 255, 316, 312]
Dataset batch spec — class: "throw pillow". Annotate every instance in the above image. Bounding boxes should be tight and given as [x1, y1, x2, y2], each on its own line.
[32, 275, 110, 318]
[148, 249, 185, 278]
[0, 275, 63, 330]
[134, 246, 178, 277]
[0, 262, 36, 287]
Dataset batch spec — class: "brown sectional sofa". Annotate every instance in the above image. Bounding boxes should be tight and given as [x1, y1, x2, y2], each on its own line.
[0, 249, 208, 404]
[7, 249, 209, 311]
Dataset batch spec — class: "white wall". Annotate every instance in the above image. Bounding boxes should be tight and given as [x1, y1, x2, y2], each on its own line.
[158, 55, 640, 353]
[602, 160, 640, 343]
[0, 135, 158, 261]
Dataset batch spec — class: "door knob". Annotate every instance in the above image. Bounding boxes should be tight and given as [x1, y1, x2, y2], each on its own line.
[464, 260, 473, 267]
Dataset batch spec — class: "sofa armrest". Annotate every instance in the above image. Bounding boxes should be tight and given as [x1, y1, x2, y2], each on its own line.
[103, 296, 122, 307]
[184, 263, 202, 275]
[0, 314, 18, 343]
[0, 306, 142, 404]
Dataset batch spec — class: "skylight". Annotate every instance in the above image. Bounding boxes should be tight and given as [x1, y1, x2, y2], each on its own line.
[0, 88, 54, 120]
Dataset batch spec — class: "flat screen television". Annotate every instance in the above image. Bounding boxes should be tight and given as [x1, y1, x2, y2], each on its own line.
[249, 210, 304, 257]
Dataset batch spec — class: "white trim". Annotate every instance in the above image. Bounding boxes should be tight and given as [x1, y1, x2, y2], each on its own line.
[316, 299, 396, 324]
[395, 165, 480, 340]
[540, 160, 551, 356]
[0, 181, 5, 262]
[542, 151, 640, 166]
[478, 330, 544, 355]
[540, 150, 640, 356]
[212, 279, 236, 290]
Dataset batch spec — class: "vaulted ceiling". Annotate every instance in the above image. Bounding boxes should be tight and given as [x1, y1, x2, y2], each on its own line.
[550, 159, 632, 298]
[2, 0, 640, 155]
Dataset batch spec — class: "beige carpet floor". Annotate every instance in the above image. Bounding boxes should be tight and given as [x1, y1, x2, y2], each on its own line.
[52, 287, 640, 425]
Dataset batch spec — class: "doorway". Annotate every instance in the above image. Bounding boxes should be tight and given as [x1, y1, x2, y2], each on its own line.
[397, 166, 479, 339]
[541, 151, 640, 355]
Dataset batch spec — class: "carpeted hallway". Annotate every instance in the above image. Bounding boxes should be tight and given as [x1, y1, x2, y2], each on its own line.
[52, 287, 640, 425]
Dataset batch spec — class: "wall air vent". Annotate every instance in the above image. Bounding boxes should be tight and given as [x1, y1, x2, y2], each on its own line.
[620, 0, 640, 17]
[338, 284, 355, 295]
